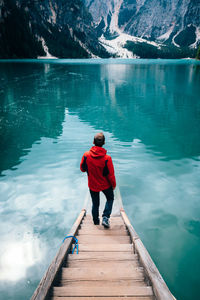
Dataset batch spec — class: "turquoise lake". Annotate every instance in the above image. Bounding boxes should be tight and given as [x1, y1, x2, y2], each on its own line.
[0, 59, 200, 300]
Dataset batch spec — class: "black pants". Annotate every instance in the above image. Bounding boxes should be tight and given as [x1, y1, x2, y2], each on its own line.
[90, 186, 114, 224]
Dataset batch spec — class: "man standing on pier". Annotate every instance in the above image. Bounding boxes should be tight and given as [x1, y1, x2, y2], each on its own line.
[80, 132, 116, 228]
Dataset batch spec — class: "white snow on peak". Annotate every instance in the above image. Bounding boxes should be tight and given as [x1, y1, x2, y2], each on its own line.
[37, 37, 57, 59]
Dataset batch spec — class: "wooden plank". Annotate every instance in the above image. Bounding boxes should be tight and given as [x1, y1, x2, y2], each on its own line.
[83, 218, 124, 224]
[120, 209, 139, 241]
[59, 279, 145, 287]
[80, 224, 126, 230]
[78, 229, 128, 235]
[61, 267, 144, 281]
[31, 209, 86, 300]
[52, 297, 154, 300]
[79, 243, 133, 252]
[121, 209, 175, 300]
[135, 239, 175, 300]
[53, 286, 153, 297]
[77, 235, 130, 244]
[67, 252, 138, 261]
[67, 260, 140, 268]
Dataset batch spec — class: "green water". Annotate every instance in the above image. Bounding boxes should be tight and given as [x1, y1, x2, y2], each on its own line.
[0, 59, 200, 300]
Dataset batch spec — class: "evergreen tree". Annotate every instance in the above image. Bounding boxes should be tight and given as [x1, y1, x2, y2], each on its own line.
[196, 46, 200, 60]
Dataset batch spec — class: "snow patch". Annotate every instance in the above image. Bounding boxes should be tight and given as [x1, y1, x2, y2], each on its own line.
[109, 0, 123, 34]
[100, 32, 161, 58]
[190, 26, 200, 48]
[37, 37, 57, 59]
[172, 29, 182, 47]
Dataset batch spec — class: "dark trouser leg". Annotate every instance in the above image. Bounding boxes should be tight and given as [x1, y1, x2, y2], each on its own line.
[102, 187, 114, 219]
[90, 189, 100, 224]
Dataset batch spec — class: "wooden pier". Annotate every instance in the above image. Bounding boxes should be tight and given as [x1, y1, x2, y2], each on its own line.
[31, 195, 175, 300]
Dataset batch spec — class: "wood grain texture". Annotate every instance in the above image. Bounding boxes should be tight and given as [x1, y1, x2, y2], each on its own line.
[121, 209, 175, 300]
[67, 252, 138, 261]
[67, 260, 139, 268]
[77, 235, 130, 244]
[52, 297, 154, 300]
[30, 209, 86, 300]
[78, 243, 133, 252]
[53, 286, 154, 297]
[59, 279, 145, 287]
[61, 266, 144, 280]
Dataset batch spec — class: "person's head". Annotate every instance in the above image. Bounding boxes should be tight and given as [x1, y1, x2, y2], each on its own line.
[93, 132, 105, 147]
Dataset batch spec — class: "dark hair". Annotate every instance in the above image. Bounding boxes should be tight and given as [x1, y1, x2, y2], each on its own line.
[94, 133, 105, 147]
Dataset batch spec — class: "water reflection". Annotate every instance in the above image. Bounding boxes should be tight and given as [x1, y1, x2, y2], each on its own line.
[0, 61, 200, 300]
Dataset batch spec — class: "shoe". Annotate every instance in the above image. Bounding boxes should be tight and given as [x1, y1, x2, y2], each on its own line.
[93, 219, 100, 225]
[102, 216, 110, 228]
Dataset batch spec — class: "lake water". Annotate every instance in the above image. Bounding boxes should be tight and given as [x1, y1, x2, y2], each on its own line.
[0, 59, 200, 300]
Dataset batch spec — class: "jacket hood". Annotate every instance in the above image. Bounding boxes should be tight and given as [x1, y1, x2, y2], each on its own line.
[89, 146, 107, 158]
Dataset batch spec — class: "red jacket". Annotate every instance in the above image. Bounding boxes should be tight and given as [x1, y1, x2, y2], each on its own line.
[80, 146, 116, 192]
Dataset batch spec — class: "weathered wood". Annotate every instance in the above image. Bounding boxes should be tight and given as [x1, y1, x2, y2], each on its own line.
[77, 235, 130, 244]
[67, 260, 139, 268]
[67, 252, 138, 261]
[60, 279, 145, 287]
[121, 209, 175, 300]
[78, 228, 128, 235]
[52, 297, 154, 300]
[31, 209, 86, 300]
[121, 209, 139, 242]
[135, 239, 175, 300]
[79, 243, 133, 252]
[61, 266, 144, 280]
[53, 286, 153, 297]
[80, 224, 126, 230]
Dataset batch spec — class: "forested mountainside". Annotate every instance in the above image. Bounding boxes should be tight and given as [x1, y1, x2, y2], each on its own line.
[0, 0, 110, 58]
[0, 0, 200, 58]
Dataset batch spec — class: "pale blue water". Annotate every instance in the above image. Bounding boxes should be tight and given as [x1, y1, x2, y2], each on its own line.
[0, 59, 200, 300]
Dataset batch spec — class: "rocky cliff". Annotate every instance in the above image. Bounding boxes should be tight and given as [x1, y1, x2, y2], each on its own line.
[0, 0, 199, 58]
[0, 0, 110, 58]
[85, 0, 200, 58]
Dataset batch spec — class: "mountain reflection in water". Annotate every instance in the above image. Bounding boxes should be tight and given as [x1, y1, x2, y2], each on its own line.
[0, 60, 200, 300]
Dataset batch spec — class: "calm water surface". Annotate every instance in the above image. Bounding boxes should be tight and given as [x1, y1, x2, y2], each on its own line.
[0, 59, 200, 300]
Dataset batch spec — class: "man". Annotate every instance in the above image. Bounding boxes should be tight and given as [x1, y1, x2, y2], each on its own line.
[80, 132, 116, 228]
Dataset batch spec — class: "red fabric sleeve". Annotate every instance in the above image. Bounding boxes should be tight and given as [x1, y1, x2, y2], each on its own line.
[80, 154, 86, 172]
[107, 157, 116, 189]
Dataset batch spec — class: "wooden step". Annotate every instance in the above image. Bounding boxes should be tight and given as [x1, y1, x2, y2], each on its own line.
[77, 235, 130, 244]
[59, 279, 146, 287]
[80, 224, 126, 230]
[67, 252, 138, 261]
[61, 266, 144, 281]
[52, 297, 154, 300]
[53, 286, 153, 297]
[78, 228, 128, 235]
[79, 243, 133, 252]
[83, 218, 124, 225]
[67, 260, 139, 268]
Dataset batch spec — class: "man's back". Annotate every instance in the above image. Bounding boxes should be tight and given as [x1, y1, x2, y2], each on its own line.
[80, 146, 116, 192]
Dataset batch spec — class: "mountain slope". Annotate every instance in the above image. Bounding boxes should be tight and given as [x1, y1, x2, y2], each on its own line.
[0, 0, 110, 58]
